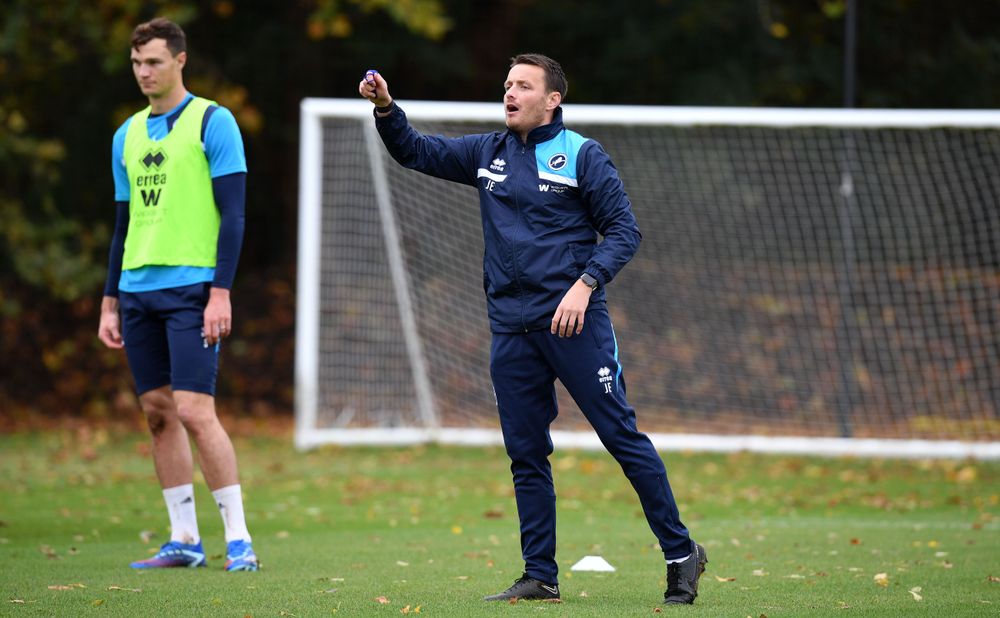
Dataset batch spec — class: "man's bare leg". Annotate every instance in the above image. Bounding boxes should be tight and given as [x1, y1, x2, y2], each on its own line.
[131, 385, 204, 566]
[139, 386, 194, 488]
[173, 390, 253, 563]
[172, 390, 237, 489]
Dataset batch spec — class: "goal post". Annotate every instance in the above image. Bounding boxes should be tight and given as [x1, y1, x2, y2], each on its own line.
[296, 98, 1000, 459]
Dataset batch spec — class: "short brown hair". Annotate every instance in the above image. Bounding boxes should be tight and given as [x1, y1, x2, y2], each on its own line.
[510, 53, 568, 100]
[131, 17, 187, 56]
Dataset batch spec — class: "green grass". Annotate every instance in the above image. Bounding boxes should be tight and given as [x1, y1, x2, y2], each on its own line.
[1, 429, 998, 616]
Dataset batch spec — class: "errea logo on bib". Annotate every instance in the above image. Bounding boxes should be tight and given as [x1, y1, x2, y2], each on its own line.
[141, 149, 167, 169]
[547, 153, 567, 170]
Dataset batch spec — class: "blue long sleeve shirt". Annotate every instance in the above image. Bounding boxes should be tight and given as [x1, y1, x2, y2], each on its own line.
[376, 105, 641, 333]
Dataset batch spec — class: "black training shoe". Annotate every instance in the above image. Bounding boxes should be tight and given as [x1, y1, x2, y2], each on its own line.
[663, 542, 708, 604]
[483, 573, 560, 601]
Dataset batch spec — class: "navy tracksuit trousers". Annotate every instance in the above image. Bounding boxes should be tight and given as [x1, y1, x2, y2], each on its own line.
[489, 306, 691, 585]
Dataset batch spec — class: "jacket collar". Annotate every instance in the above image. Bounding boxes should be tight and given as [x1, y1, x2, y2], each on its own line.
[507, 106, 565, 146]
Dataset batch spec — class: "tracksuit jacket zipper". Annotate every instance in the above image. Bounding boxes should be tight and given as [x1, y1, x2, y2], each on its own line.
[512, 142, 529, 332]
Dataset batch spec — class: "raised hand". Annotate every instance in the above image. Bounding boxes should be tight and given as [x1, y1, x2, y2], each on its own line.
[359, 69, 392, 108]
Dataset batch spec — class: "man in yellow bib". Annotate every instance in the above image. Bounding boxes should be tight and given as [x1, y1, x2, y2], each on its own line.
[97, 17, 258, 571]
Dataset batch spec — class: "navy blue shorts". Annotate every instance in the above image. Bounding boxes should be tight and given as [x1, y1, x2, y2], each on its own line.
[119, 283, 219, 396]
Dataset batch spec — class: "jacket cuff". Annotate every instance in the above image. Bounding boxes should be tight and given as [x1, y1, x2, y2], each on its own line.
[585, 264, 611, 288]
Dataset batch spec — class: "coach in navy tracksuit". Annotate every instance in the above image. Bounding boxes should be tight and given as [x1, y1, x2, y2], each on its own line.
[359, 54, 706, 605]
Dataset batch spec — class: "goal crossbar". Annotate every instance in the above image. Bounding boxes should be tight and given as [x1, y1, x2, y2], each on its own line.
[301, 98, 1000, 128]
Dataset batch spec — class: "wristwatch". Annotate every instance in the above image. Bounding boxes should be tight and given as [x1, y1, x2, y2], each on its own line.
[580, 273, 599, 291]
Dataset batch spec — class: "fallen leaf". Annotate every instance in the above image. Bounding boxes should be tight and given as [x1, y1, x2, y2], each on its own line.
[9, 599, 25, 604]
[483, 510, 503, 519]
[376, 596, 390, 604]
[714, 575, 736, 582]
[955, 466, 977, 483]
[400, 605, 410, 614]
[752, 569, 768, 577]
[653, 608, 662, 613]
[455, 576, 469, 580]
[107, 586, 141, 592]
[451, 526, 463, 535]
[139, 530, 155, 544]
[989, 575, 1000, 583]
[323, 588, 338, 594]
[579, 591, 589, 597]
[874, 573, 889, 587]
[850, 538, 861, 545]
[783, 574, 805, 579]
[396, 561, 409, 567]
[908, 587, 923, 601]
[92, 599, 104, 606]
[39, 545, 58, 559]
[941, 561, 954, 569]
[276, 531, 290, 539]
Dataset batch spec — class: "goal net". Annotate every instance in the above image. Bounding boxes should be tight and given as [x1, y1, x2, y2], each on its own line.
[296, 99, 1000, 459]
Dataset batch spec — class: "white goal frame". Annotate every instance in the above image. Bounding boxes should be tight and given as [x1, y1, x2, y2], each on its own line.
[296, 98, 1000, 459]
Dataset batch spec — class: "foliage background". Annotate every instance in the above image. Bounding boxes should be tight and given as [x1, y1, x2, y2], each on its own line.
[1, 0, 999, 422]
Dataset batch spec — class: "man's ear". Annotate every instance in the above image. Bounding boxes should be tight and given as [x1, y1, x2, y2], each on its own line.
[175, 50, 187, 70]
[546, 91, 562, 111]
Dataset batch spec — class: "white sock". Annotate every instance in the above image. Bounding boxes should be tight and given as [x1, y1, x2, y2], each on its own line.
[666, 553, 691, 565]
[162, 484, 200, 545]
[212, 484, 251, 543]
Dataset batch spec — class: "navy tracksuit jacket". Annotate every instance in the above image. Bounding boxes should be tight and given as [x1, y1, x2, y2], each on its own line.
[376, 104, 691, 584]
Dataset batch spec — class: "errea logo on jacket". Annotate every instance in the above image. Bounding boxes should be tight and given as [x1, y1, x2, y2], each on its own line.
[490, 158, 506, 171]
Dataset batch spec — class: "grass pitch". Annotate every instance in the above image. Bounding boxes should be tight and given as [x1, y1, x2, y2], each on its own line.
[1, 428, 997, 616]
